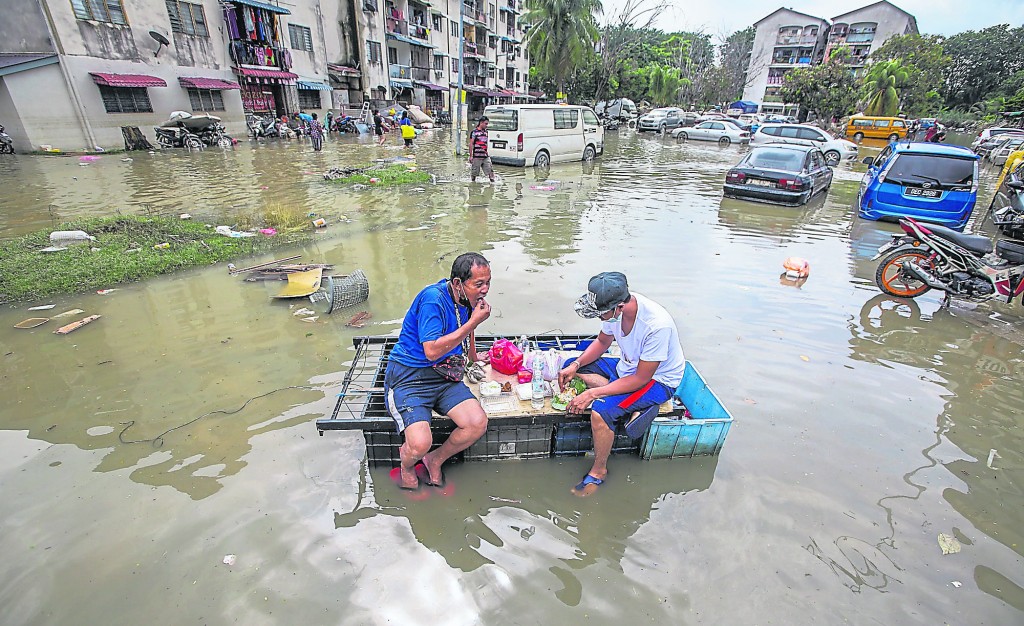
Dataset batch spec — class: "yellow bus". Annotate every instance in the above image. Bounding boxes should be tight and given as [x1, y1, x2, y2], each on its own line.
[845, 116, 908, 142]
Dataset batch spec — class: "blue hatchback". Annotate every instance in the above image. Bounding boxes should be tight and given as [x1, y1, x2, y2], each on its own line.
[858, 142, 979, 231]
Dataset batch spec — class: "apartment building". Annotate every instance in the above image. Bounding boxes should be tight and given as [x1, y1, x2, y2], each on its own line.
[0, 0, 531, 151]
[742, 1, 918, 117]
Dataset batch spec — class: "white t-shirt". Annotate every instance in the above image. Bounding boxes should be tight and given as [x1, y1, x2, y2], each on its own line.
[601, 293, 686, 388]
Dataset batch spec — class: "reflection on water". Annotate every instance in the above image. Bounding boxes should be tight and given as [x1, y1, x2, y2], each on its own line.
[0, 130, 1022, 623]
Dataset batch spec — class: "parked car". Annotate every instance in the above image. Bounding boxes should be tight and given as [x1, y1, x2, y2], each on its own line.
[987, 136, 1024, 166]
[845, 116, 909, 142]
[637, 107, 685, 133]
[724, 144, 833, 206]
[736, 113, 761, 132]
[751, 123, 858, 166]
[673, 120, 750, 145]
[858, 142, 979, 231]
[975, 130, 1024, 157]
[971, 127, 1024, 152]
[484, 103, 604, 167]
[594, 98, 638, 122]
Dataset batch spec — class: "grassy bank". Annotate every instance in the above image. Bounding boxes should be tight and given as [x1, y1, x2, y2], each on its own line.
[328, 163, 431, 186]
[0, 215, 306, 304]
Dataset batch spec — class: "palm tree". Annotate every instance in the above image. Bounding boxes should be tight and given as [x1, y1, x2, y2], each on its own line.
[522, 0, 603, 100]
[647, 64, 683, 106]
[864, 60, 909, 116]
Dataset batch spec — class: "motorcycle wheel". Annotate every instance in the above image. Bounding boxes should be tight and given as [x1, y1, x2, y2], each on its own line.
[185, 137, 204, 151]
[874, 249, 933, 298]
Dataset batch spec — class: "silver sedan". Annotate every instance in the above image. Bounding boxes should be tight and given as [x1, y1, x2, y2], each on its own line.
[673, 121, 751, 146]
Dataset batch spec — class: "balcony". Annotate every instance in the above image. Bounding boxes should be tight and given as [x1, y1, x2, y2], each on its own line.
[463, 43, 484, 58]
[763, 95, 784, 103]
[846, 33, 875, 43]
[411, 66, 431, 81]
[766, 76, 785, 85]
[389, 64, 411, 79]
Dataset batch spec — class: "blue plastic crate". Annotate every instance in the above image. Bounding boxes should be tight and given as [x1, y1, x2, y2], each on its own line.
[640, 362, 733, 460]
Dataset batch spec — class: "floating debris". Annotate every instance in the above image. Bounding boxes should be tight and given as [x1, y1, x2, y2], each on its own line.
[345, 311, 372, 328]
[28, 304, 56, 311]
[52, 309, 85, 319]
[938, 533, 961, 555]
[14, 318, 49, 329]
[54, 314, 101, 335]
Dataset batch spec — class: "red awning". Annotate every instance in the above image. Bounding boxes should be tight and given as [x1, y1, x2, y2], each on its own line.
[90, 73, 167, 88]
[234, 67, 298, 81]
[327, 63, 361, 77]
[178, 76, 241, 90]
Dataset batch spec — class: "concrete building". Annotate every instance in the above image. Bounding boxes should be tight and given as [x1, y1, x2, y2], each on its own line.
[742, 1, 918, 117]
[0, 0, 532, 151]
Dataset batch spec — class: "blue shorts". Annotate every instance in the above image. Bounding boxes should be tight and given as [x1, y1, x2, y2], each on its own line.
[384, 360, 477, 433]
[564, 356, 674, 430]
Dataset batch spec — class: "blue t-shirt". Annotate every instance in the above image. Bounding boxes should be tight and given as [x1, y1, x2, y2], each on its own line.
[390, 280, 471, 367]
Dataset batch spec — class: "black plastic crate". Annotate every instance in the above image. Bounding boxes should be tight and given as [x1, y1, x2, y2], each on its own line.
[363, 423, 456, 467]
[553, 421, 640, 457]
[463, 424, 553, 461]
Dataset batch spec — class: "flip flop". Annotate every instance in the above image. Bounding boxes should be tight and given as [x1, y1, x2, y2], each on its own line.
[389, 463, 430, 491]
[573, 474, 604, 491]
[425, 469, 446, 488]
[624, 404, 661, 439]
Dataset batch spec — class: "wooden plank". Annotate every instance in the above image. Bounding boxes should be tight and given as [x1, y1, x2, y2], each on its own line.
[53, 315, 101, 335]
[229, 255, 301, 274]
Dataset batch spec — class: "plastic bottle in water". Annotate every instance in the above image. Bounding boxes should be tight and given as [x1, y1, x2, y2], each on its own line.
[531, 353, 545, 410]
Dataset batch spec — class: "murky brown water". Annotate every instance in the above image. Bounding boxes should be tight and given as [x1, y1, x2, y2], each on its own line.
[0, 129, 1022, 624]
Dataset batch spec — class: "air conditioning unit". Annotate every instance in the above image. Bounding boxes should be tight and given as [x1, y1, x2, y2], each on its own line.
[434, 69, 443, 78]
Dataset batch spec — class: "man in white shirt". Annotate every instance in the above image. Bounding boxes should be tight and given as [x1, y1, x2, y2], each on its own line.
[558, 272, 686, 496]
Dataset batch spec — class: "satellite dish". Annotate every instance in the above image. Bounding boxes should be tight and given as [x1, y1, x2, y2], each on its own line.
[149, 30, 170, 57]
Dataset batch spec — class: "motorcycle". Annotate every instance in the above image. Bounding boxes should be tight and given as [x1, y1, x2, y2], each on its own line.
[334, 115, 359, 134]
[0, 124, 13, 154]
[247, 114, 280, 139]
[154, 125, 204, 151]
[988, 180, 1024, 240]
[872, 217, 1024, 306]
[196, 121, 233, 148]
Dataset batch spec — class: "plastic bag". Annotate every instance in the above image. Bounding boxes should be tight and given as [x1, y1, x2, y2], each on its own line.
[524, 349, 563, 382]
[489, 339, 524, 375]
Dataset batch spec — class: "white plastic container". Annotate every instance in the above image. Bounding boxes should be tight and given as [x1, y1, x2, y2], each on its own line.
[49, 230, 95, 244]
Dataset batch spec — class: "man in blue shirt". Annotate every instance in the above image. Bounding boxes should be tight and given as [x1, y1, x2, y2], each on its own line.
[385, 252, 492, 490]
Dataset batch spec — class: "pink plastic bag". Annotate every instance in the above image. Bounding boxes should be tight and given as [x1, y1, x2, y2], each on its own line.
[489, 339, 524, 375]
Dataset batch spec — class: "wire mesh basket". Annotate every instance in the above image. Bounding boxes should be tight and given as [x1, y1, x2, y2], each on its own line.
[309, 270, 369, 314]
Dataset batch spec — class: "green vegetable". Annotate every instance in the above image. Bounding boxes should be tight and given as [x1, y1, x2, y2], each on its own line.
[569, 376, 587, 395]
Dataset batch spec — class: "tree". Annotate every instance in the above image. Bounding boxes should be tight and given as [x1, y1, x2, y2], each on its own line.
[942, 24, 1024, 109]
[868, 34, 948, 116]
[522, 0, 603, 99]
[863, 60, 909, 116]
[778, 48, 859, 123]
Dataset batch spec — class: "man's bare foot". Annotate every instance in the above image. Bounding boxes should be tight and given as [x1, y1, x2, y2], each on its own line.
[399, 465, 419, 490]
[421, 451, 445, 486]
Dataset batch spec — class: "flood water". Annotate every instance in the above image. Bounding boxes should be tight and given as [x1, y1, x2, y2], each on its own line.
[0, 129, 1022, 624]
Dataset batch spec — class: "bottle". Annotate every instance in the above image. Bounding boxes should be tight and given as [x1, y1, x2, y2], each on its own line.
[531, 352, 545, 410]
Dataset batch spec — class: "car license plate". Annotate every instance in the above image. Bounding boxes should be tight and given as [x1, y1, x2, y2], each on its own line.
[492, 140, 507, 149]
[907, 187, 941, 198]
[749, 179, 775, 187]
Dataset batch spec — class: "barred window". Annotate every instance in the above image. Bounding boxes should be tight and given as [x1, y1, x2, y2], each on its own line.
[288, 24, 313, 52]
[432, 15, 442, 31]
[298, 89, 321, 109]
[553, 109, 578, 129]
[71, 0, 128, 25]
[433, 54, 444, 70]
[166, 0, 207, 36]
[99, 85, 152, 113]
[450, 20, 458, 34]
[387, 47, 398, 65]
[451, 57, 459, 72]
[188, 88, 224, 111]
[366, 40, 382, 64]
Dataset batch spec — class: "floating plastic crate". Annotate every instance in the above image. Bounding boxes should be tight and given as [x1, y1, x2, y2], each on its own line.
[463, 424, 552, 461]
[640, 362, 733, 460]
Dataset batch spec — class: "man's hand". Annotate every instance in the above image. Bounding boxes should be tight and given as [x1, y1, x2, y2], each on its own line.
[469, 298, 491, 326]
[567, 388, 595, 414]
[558, 362, 580, 392]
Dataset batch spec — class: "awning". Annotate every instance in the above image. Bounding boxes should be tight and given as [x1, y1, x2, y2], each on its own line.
[90, 73, 167, 88]
[390, 78, 414, 89]
[230, 0, 290, 15]
[178, 76, 240, 90]
[297, 80, 332, 91]
[414, 81, 446, 91]
[0, 53, 58, 77]
[499, 35, 520, 43]
[233, 67, 298, 81]
[327, 63, 361, 77]
[386, 32, 435, 49]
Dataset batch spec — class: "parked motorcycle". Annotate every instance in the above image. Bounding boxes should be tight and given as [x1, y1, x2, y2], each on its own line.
[0, 124, 14, 154]
[154, 125, 204, 151]
[334, 115, 359, 134]
[989, 180, 1024, 240]
[873, 217, 1024, 306]
[247, 114, 280, 139]
[196, 121, 233, 148]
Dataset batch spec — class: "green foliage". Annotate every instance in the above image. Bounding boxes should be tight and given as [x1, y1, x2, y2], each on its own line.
[522, 0, 602, 96]
[863, 60, 909, 116]
[0, 215, 300, 304]
[868, 34, 949, 116]
[778, 48, 859, 121]
[942, 24, 1024, 110]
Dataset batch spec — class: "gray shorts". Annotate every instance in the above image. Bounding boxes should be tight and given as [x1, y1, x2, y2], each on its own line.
[470, 156, 493, 178]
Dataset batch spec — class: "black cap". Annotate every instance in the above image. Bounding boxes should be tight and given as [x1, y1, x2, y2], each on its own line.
[574, 272, 629, 318]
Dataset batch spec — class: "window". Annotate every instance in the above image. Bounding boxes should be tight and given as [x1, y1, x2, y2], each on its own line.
[852, 119, 873, 127]
[432, 15, 442, 30]
[166, 1, 207, 36]
[809, 151, 825, 170]
[450, 20, 458, 34]
[892, 120, 905, 128]
[451, 57, 460, 72]
[498, 68, 504, 80]
[583, 109, 599, 126]
[99, 85, 151, 113]
[387, 47, 398, 64]
[710, 122, 724, 130]
[515, 71, 520, 81]
[796, 128, 825, 142]
[553, 109, 578, 129]
[71, 0, 127, 25]
[488, 110, 517, 131]
[288, 24, 313, 51]
[488, 35, 497, 49]
[874, 119, 891, 128]
[366, 40, 382, 64]
[887, 154, 975, 187]
[298, 89, 321, 109]
[188, 88, 224, 111]
[433, 54, 444, 70]
[778, 126, 800, 139]
[488, 67, 495, 78]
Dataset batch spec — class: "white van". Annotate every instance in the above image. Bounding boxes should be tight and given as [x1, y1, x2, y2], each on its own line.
[483, 104, 604, 168]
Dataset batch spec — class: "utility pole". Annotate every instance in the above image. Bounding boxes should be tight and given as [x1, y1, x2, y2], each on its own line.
[455, 0, 465, 156]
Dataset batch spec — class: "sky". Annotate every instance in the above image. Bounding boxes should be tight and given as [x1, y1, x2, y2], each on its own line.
[604, 0, 1024, 38]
